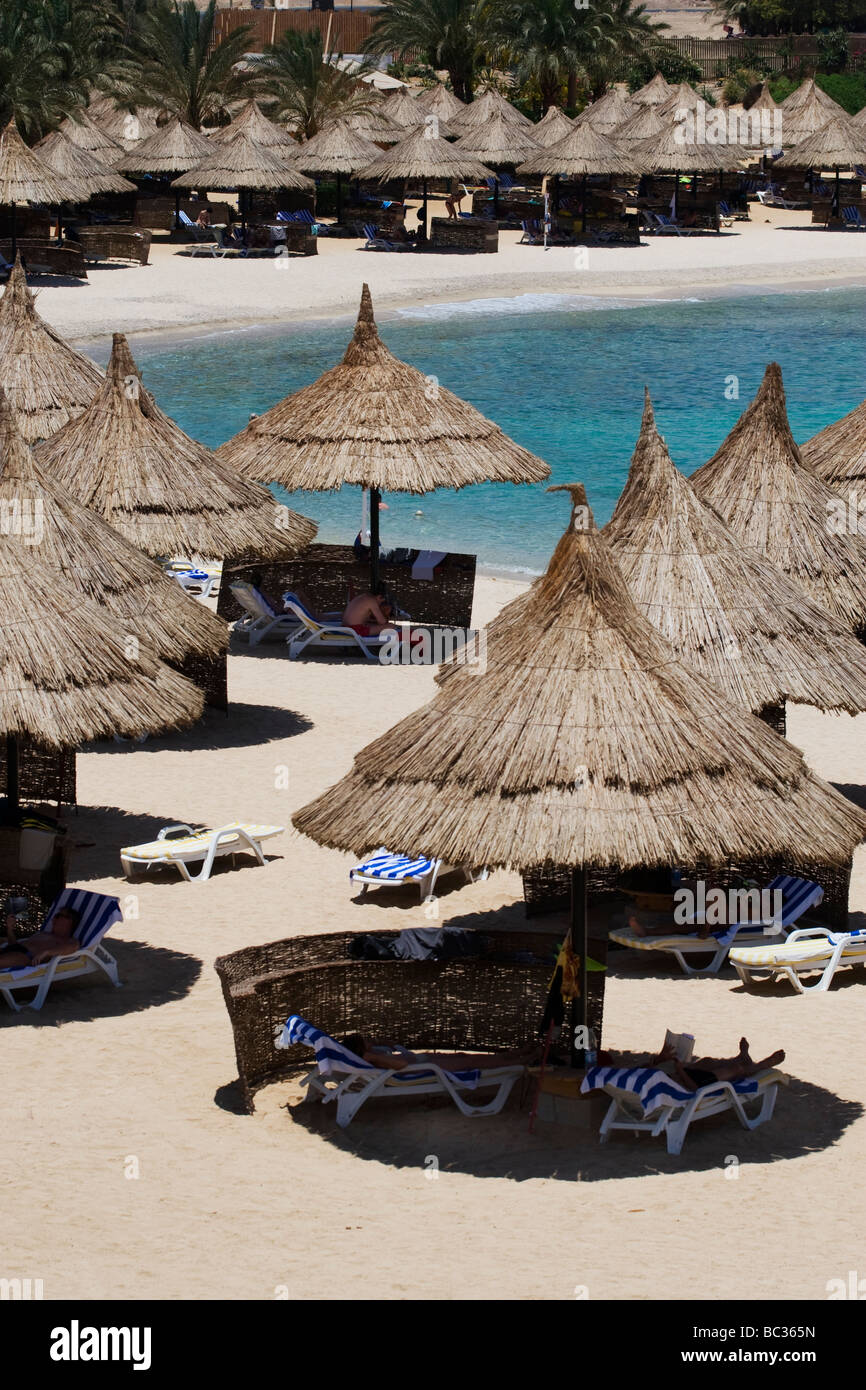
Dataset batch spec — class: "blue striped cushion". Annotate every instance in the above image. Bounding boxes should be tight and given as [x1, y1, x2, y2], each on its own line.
[277, 1015, 480, 1086]
[3, 889, 121, 972]
[581, 1065, 758, 1115]
[351, 851, 435, 882]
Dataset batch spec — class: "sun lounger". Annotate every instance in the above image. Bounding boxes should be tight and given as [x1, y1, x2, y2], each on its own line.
[229, 581, 301, 645]
[730, 926, 866, 994]
[177, 209, 231, 257]
[349, 847, 488, 901]
[277, 1014, 524, 1127]
[0, 888, 123, 1012]
[520, 219, 543, 244]
[362, 223, 414, 252]
[581, 1058, 783, 1155]
[649, 212, 697, 236]
[609, 875, 823, 976]
[842, 206, 865, 229]
[120, 822, 284, 882]
[174, 567, 217, 599]
[284, 597, 392, 660]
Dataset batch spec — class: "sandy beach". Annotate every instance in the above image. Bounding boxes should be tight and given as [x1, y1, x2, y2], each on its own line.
[5, 216, 866, 1303]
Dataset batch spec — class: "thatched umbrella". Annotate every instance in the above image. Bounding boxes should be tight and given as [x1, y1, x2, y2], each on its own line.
[0, 389, 226, 667]
[218, 284, 549, 590]
[632, 73, 674, 107]
[414, 85, 466, 124]
[210, 99, 296, 149]
[88, 100, 159, 150]
[292, 120, 381, 222]
[532, 106, 575, 148]
[292, 482, 866, 1060]
[116, 117, 212, 175]
[657, 82, 704, 117]
[343, 110, 404, 146]
[0, 121, 82, 256]
[780, 77, 845, 118]
[518, 122, 641, 235]
[449, 88, 533, 134]
[358, 126, 493, 237]
[603, 390, 866, 725]
[578, 86, 637, 135]
[638, 115, 746, 218]
[616, 101, 667, 145]
[781, 85, 847, 145]
[454, 114, 538, 216]
[691, 363, 866, 638]
[851, 104, 866, 135]
[800, 393, 866, 514]
[36, 130, 137, 198]
[0, 257, 104, 443]
[171, 130, 314, 232]
[35, 333, 317, 562]
[777, 114, 866, 212]
[58, 112, 125, 161]
[380, 88, 427, 129]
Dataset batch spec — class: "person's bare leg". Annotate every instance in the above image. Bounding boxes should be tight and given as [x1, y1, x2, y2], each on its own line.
[0, 949, 33, 969]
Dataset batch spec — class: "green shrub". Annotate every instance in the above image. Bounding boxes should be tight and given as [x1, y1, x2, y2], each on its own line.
[722, 66, 764, 104]
[816, 71, 866, 113]
[625, 46, 703, 92]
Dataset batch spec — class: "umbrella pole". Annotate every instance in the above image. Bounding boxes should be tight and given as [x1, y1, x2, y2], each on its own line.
[11, 202, 17, 261]
[422, 178, 428, 239]
[5, 735, 19, 817]
[369, 485, 381, 592]
[175, 192, 180, 231]
[582, 173, 587, 237]
[672, 172, 678, 223]
[833, 166, 840, 218]
[493, 178, 499, 220]
[569, 866, 588, 1069]
[336, 171, 342, 224]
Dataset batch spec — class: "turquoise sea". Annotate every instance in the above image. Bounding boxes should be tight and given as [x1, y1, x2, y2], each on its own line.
[127, 285, 866, 576]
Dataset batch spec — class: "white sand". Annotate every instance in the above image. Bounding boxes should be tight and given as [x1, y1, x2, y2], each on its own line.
[5, 228, 866, 1301]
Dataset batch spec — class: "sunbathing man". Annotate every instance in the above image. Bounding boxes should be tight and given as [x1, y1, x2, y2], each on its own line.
[653, 1036, 785, 1091]
[342, 1034, 540, 1071]
[342, 590, 395, 637]
[1, 906, 81, 969]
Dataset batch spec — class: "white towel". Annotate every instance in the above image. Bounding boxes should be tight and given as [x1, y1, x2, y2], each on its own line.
[412, 550, 448, 581]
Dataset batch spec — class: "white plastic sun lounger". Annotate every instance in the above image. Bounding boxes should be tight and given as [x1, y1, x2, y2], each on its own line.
[349, 847, 488, 901]
[284, 598, 392, 661]
[120, 822, 284, 882]
[581, 1055, 783, 1155]
[230, 582, 300, 645]
[730, 926, 866, 994]
[0, 888, 123, 1012]
[277, 1015, 524, 1128]
[609, 875, 823, 976]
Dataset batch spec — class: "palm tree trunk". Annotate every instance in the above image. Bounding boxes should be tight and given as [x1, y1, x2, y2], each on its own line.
[567, 71, 578, 109]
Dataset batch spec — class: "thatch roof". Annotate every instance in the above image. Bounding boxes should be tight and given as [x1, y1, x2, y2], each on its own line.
[603, 391, 866, 715]
[638, 116, 747, 172]
[58, 112, 125, 160]
[781, 86, 847, 144]
[414, 85, 466, 123]
[449, 88, 533, 134]
[691, 363, 866, 636]
[518, 121, 641, 177]
[657, 82, 704, 116]
[578, 86, 636, 134]
[342, 110, 404, 145]
[453, 111, 539, 166]
[0, 392, 225, 663]
[0, 120, 81, 207]
[210, 99, 296, 149]
[292, 483, 866, 870]
[780, 78, 845, 117]
[88, 100, 159, 149]
[531, 106, 575, 147]
[358, 126, 493, 184]
[34, 333, 317, 560]
[292, 120, 381, 175]
[0, 257, 104, 443]
[851, 104, 866, 134]
[777, 113, 866, 168]
[632, 73, 674, 107]
[171, 131, 314, 191]
[616, 101, 667, 144]
[36, 130, 136, 197]
[115, 117, 212, 175]
[800, 393, 866, 507]
[218, 284, 550, 493]
[0, 398, 204, 746]
[747, 81, 779, 113]
[380, 88, 427, 128]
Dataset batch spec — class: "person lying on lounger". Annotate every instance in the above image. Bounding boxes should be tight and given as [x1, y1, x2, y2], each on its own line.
[628, 911, 712, 941]
[341, 1034, 541, 1071]
[1, 906, 80, 968]
[342, 591, 395, 636]
[652, 1036, 785, 1091]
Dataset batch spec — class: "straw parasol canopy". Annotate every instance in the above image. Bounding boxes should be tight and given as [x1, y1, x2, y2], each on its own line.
[35, 333, 318, 561]
[171, 130, 314, 192]
[657, 82, 704, 117]
[292, 481, 866, 875]
[603, 390, 866, 716]
[454, 112, 539, 167]
[35, 130, 136, 197]
[342, 109, 404, 145]
[632, 73, 674, 107]
[578, 86, 637, 134]
[58, 112, 125, 161]
[777, 113, 866, 169]
[691, 363, 866, 637]
[780, 85, 847, 145]
[800, 393, 866, 511]
[210, 99, 296, 149]
[449, 88, 533, 134]
[747, 80, 779, 114]
[293, 119, 382, 175]
[637, 114, 747, 213]
[0, 257, 104, 443]
[615, 101, 668, 145]
[358, 125, 490, 184]
[518, 120, 640, 177]
[0, 120, 82, 216]
[414, 85, 467, 123]
[88, 99, 159, 149]
[380, 88, 427, 129]
[851, 104, 866, 134]
[0, 391, 226, 665]
[115, 117, 212, 176]
[531, 106, 575, 147]
[780, 77, 845, 117]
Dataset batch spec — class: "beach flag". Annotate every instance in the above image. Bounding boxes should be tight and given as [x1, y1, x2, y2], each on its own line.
[538, 929, 580, 1035]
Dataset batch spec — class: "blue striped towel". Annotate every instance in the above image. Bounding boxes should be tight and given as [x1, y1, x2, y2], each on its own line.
[581, 1066, 758, 1114]
[350, 851, 437, 883]
[276, 1015, 481, 1087]
[2, 888, 122, 973]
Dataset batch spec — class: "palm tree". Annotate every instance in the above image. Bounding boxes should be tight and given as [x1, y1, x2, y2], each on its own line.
[255, 31, 380, 141]
[0, 0, 118, 140]
[370, 0, 488, 104]
[112, 0, 251, 129]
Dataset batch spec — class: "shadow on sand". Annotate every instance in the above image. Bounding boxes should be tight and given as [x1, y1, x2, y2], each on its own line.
[85, 701, 312, 754]
[66, 804, 285, 884]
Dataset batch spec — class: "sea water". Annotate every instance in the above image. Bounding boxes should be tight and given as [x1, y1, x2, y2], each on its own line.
[128, 285, 866, 576]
